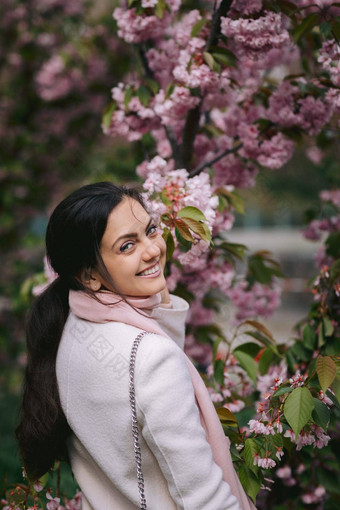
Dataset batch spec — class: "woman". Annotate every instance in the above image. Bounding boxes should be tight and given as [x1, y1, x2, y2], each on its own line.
[17, 182, 256, 510]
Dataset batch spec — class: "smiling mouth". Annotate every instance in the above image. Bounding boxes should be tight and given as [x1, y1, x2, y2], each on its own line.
[137, 263, 160, 277]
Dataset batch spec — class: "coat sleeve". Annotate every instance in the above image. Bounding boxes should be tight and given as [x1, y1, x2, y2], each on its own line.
[135, 333, 241, 510]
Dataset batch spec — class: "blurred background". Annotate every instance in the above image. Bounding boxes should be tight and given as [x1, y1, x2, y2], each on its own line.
[1, 0, 339, 498]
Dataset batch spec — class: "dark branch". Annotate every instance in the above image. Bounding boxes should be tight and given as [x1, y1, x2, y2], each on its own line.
[138, 44, 154, 79]
[177, 104, 201, 169]
[189, 142, 243, 178]
[176, 0, 233, 170]
[206, 0, 233, 50]
[164, 125, 180, 162]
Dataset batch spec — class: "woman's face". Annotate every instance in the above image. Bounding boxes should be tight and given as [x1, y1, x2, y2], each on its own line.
[96, 197, 167, 297]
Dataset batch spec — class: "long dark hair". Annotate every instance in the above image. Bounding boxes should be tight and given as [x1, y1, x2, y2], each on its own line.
[16, 182, 144, 480]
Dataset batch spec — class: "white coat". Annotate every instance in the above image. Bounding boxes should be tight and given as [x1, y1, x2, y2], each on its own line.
[56, 295, 241, 510]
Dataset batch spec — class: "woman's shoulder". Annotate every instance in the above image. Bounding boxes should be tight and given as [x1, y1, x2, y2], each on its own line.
[57, 312, 181, 377]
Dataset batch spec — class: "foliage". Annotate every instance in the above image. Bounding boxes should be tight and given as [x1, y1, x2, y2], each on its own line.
[101, 0, 340, 507]
[2, 0, 340, 508]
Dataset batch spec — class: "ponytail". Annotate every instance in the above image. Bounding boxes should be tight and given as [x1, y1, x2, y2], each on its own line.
[16, 277, 71, 480]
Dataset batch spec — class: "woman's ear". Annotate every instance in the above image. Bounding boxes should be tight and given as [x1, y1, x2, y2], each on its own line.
[79, 268, 102, 292]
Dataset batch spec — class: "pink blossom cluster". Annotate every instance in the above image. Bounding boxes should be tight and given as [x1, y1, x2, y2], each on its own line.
[229, 0, 263, 15]
[253, 452, 277, 469]
[284, 425, 331, 451]
[301, 485, 326, 505]
[36, 0, 84, 16]
[220, 11, 291, 61]
[267, 80, 333, 136]
[207, 353, 254, 413]
[302, 189, 340, 268]
[226, 281, 282, 321]
[113, 1, 181, 43]
[35, 55, 82, 101]
[143, 166, 218, 237]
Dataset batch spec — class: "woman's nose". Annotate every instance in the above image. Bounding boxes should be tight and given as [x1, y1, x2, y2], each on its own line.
[142, 238, 161, 260]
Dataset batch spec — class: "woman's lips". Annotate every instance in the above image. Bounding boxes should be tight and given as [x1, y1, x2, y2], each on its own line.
[137, 263, 161, 277]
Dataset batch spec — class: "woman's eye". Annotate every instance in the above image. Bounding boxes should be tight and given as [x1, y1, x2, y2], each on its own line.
[120, 242, 134, 252]
[147, 224, 158, 236]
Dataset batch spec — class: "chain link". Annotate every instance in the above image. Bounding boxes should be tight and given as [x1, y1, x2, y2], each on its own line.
[129, 330, 150, 510]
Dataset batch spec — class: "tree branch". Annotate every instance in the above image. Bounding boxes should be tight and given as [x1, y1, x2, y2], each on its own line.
[189, 142, 243, 178]
[177, 0, 233, 170]
[206, 0, 233, 50]
[164, 125, 180, 162]
[176, 103, 202, 168]
[136, 43, 181, 157]
[137, 43, 154, 79]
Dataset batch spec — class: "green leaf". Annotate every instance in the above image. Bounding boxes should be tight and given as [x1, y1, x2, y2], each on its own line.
[270, 433, 283, 448]
[290, 341, 311, 362]
[275, 0, 298, 16]
[137, 85, 151, 107]
[162, 227, 175, 261]
[211, 47, 237, 67]
[244, 331, 279, 355]
[212, 337, 223, 362]
[154, 0, 166, 18]
[202, 51, 220, 72]
[302, 324, 316, 351]
[318, 327, 325, 348]
[203, 51, 215, 69]
[244, 438, 259, 473]
[180, 217, 211, 242]
[316, 355, 337, 391]
[332, 19, 340, 40]
[238, 464, 261, 503]
[165, 81, 175, 99]
[330, 258, 340, 281]
[323, 316, 334, 337]
[293, 13, 319, 43]
[312, 398, 330, 431]
[102, 101, 116, 130]
[243, 320, 274, 341]
[178, 206, 207, 221]
[319, 21, 332, 38]
[272, 385, 294, 398]
[124, 85, 134, 110]
[325, 231, 340, 259]
[258, 348, 274, 376]
[174, 220, 195, 243]
[248, 252, 283, 284]
[233, 351, 258, 382]
[144, 78, 160, 95]
[217, 407, 238, 426]
[284, 387, 314, 436]
[234, 342, 262, 358]
[191, 18, 206, 37]
[218, 241, 247, 262]
[214, 358, 225, 385]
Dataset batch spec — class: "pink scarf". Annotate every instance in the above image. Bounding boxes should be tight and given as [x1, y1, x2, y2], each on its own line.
[69, 290, 256, 510]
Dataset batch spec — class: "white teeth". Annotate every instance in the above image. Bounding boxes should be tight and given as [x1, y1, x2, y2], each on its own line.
[139, 264, 159, 276]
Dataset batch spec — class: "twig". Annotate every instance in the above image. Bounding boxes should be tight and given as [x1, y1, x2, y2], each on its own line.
[177, 104, 202, 168]
[206, 0, 233, 50]
[177, 0, 233, 170]
[137, 44, 154, 79]
[189, 142, 243, 177]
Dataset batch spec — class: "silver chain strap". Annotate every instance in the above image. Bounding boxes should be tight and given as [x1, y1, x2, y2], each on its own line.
[129, 330, 150, 510]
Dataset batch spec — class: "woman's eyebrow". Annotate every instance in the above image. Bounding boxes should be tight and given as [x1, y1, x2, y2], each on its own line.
[112, 217, 153, 248]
